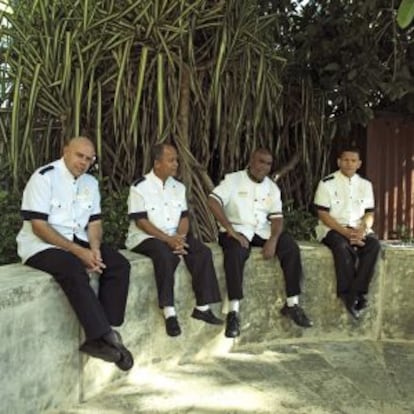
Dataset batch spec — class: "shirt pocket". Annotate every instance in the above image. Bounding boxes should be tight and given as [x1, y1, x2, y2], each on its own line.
[75, 196, 95, 228]
[49, 198, 68, 222]
[146, 201, 159, 215]
[171, 200, 184, 212]
[329, 189, 343, 208]
[79, 201, 93, 214]
[170, 200, 184, 223]
[50, 198, 67, 212]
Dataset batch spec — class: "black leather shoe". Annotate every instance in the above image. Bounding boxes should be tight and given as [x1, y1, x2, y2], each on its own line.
[341, 295, 361, 320]
[355, 294, 368, 311]
[79, 338, 121, 363]
[103, 330, 134, 371]
[280, 304, 313, 328]
[165, 316, 181, 337]
[225, 311, 240, 338]
[191, 308, 223, 325]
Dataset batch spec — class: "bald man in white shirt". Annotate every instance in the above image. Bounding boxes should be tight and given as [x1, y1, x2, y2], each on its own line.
[17, 137, 133, 370]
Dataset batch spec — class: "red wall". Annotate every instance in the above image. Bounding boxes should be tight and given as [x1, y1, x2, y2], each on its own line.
[366, 115, 414, 240]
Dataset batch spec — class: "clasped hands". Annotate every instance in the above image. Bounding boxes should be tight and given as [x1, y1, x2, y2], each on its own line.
[345, 226, 366, 247]
[75, 246, 107, 274]
[167, 234, 189, 255]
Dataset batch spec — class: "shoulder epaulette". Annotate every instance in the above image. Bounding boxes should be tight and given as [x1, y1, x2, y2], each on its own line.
[39, 165, 54, 175]
[322, 175, 334, 182]
[172, 177, 183, 183]
[132, 177, 146, 186]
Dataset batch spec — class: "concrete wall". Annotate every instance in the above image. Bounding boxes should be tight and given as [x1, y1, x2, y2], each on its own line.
[0, 243, 412, 413]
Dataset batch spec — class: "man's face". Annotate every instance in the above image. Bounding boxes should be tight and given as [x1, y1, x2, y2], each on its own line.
[249, 151, 273, 182]
[337, 151, 362, 177]
[154, 145, 179, 180]
[63, 138, 96, 178]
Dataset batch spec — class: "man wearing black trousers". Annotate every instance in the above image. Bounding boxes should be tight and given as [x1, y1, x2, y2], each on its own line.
[16, 137, 133, 370]
[208, 148, 313, 338]
[313, 146, 381, 320]
[126, 143, 223, 337]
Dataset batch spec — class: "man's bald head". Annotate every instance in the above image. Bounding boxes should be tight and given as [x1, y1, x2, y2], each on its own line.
[63, 136, 96, 177]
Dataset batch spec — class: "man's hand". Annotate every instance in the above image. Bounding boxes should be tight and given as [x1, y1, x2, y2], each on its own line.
[71, 245, 106, 273]
[262, 237, 278, 260]
[345, 227, 365, 247]
[166, 234, 189, 255]
[227, 228, 249, 249]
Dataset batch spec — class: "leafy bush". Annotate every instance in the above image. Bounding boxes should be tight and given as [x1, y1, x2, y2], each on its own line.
[0, 190, 22, 265]
[101, 186, 129, 250]
[282, 200, 318, 241]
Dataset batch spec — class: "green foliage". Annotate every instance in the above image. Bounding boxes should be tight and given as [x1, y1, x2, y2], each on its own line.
[100, 185, 129, 250]
[390, 224, 414, 243]
[0, 190, 21, 265]
[0, 0, 286, 241]
[1, 0, 413, 246]
[397, 0, 414, 29]
[282, 200, 317, 241]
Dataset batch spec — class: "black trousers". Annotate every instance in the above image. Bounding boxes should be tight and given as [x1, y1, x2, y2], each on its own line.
[132, 234, 221, 308]
[322, 230, 381, 297]
[26, 241, 130, 340]
[218, 231, 302, 300]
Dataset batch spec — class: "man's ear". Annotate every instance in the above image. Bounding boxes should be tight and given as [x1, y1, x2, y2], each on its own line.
[88, 156, 98, 173]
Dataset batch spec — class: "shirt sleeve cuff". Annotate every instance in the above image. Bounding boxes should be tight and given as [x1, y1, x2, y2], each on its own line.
[21, 210, 48, 221]
[129, 212, 148, 220]
[314, 204, 330, 212]
[89, 214, 102, 222]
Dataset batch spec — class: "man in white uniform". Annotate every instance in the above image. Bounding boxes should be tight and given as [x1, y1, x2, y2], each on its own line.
[126, 143, 223, 337]
[208, 148, 313, 338]
[17, 137, 133, 370]
[313, 146, 381, 319]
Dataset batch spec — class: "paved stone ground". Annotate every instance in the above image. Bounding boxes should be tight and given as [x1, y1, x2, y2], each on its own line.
[49, 340, 414, 414]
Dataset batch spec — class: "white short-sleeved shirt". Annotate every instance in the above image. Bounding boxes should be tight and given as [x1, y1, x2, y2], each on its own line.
[313, 170, 375, 240]
[209, 170, 283, 241]
[125, 170, 188, 249]
[16, 158, 101, 263]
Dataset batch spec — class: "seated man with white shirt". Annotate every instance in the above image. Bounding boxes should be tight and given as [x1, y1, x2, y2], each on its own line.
[16, 137, 133, 370]
[208, 148, 313, 338]
[126, 143, 223, 337]
[313, 146, 381, 320]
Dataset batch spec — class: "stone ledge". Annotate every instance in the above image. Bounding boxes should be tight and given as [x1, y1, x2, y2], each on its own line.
[0, 243, 413, 413]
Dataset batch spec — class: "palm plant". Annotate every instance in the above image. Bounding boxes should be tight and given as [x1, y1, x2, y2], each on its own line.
[0, 0, 287, 240]
[1, 0, 411, 245]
